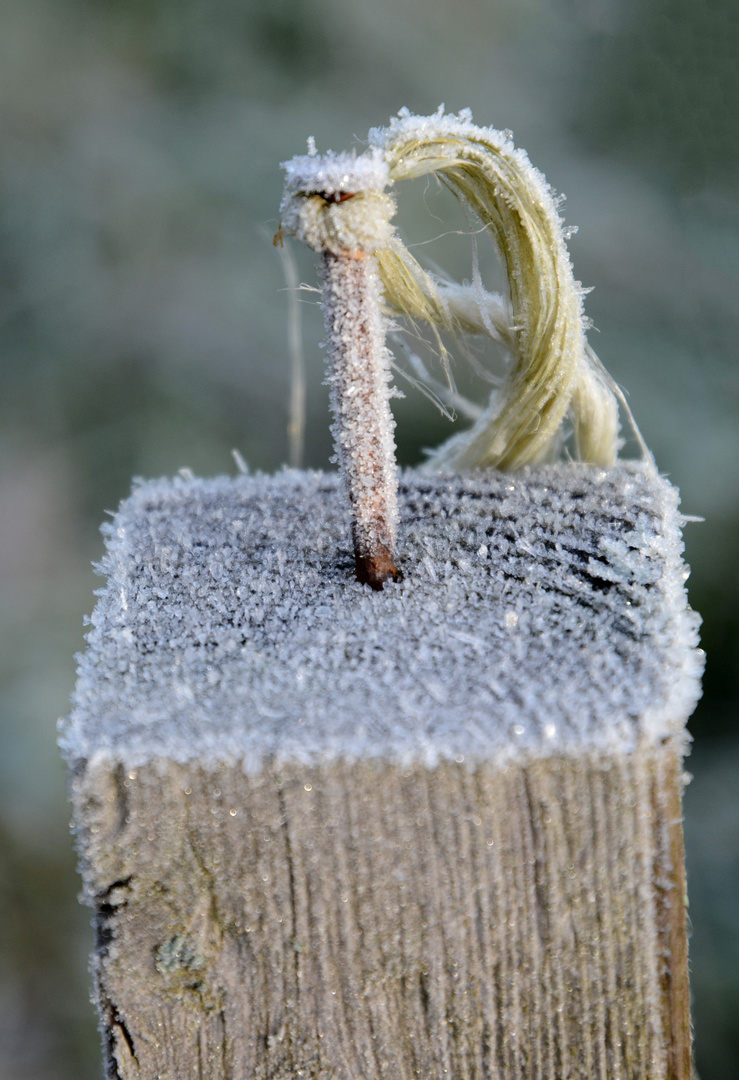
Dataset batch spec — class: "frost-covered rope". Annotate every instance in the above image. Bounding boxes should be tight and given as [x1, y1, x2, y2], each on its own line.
[278, 109, 642, 585]
[370, 107, 624, 470]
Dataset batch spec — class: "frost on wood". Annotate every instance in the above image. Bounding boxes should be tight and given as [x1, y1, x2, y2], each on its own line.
[62, 466, 702, 772]
[64, 466, 702, 1080]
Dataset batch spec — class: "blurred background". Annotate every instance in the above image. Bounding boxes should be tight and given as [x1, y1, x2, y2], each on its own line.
[1, 0, 737, 1075]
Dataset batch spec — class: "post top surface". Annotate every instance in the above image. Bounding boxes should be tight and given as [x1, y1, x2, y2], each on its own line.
[61, 465, 703, 772]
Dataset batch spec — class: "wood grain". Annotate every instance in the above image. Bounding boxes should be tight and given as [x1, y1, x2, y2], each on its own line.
[71, 748, 691, 1079]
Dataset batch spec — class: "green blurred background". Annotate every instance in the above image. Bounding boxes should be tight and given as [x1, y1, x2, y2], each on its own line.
[1, 0, 737, 1075]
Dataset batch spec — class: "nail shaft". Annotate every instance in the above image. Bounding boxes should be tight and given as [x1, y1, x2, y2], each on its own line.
[279, 148, 399, 588]
[321, 248, 399, 588]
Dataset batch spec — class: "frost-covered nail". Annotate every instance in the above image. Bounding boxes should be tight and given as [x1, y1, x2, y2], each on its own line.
[279, 147, 400, 589]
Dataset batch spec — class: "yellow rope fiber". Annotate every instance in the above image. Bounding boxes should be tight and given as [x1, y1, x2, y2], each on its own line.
[371, 109, 627, 470]
[280, 109, 646, 472]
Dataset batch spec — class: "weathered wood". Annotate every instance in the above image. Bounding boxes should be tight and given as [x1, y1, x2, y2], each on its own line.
[62, 466, 703, 1079]
[71, 750, 690, 1079]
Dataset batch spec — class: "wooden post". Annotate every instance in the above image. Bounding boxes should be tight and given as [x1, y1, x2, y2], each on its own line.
[62, 464, 702, 1079]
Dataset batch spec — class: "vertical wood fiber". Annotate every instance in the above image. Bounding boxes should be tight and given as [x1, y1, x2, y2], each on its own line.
[72, 748, 690, 1080]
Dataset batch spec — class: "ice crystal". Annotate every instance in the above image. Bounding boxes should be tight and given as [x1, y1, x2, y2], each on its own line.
[61, 466, 703, 773]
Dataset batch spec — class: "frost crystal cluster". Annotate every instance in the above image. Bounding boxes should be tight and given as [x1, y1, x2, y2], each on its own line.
[278, 109, 644, 586]
[61, 466, 703, 773]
